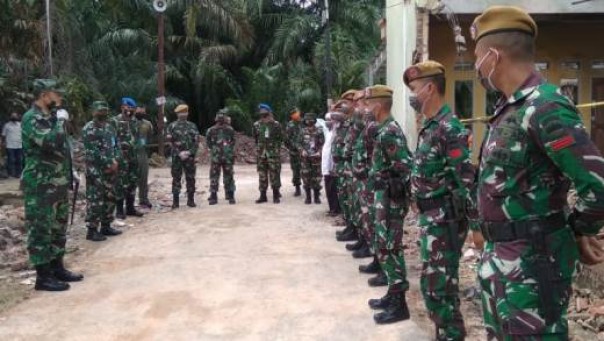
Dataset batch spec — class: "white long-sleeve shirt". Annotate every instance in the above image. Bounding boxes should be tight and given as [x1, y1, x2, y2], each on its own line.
[321, 122, 336, 176]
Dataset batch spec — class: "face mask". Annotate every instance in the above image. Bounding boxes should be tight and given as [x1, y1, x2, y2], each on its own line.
[97, 113, 108, 121]
[177, 113, 188, 120]
[408, 83, 429, 113]
[10, 117, 18, 122]
[475, 49, 499, 92]
[135, 114, 144, 120]
[326, 121, 334, 129]
[363, 109, 375, 122]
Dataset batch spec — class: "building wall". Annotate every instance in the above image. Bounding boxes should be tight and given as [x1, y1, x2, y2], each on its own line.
[429, 19, 604, 159]
[441, 0, 604, 14]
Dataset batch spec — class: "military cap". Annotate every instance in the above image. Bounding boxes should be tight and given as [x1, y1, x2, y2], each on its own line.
[33, 79, 63, 96]
[304, 112, 317, 121]
[403, 60, 446, 87]
[365, 85, 393, 100]
[258, 103, 273, 113]
[175, 104, 189, 113]
[121, 97, 137, 107]
[92, 101, 109, 112]
[340, 90, 358, 101]
[471, 6, 537, 42]
[353, 90, 366, 101]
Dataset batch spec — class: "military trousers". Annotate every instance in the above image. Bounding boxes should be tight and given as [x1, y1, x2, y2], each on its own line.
[209, 161, 236, 193]
[172, 156, 196, 194]
[136, 148, 149, 203]
[301, 156, 322, 191]
[257, 156, 281, 191]
[86, 173, 117, 227]
[336, 174, 351, 223]
[419, 220, 467, 340]
[117, 148, 138, 200]
[373, 189, 409, 293]
[355, 177, 375, 251]
[24, 185, 69, 266]
[289, 152, 302, 186]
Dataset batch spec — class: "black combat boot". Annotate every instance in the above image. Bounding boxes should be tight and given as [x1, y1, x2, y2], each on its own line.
[126, 195, 144, 217]
[304, 188, 312, 204]
[226, 191, 236, 205]
[359, 256, 380, 274]
[368, 291, 394, 310]
[208, 192, 218, 205]
[273, 189, 281, 204]
[352, 242, 372, 259]
[346, 238, 364, 251]
[368, 271, 388, 287]
[51, 257, 83, 282]
[86, 226, 107, 242]
[336, 223, 353, 237]
[313, 189, 321, 204]
[34, 264, 70, 291]
[373, 292, 410, 324]
[187, 192, 196, 207]
[115, 199, 126, 220]
[172, 193, 180, 209]
[294, 185, 301, 197]
[256, 191, 268, 204]
[101, 222, 122, 236]
[336, 226, 358, 242]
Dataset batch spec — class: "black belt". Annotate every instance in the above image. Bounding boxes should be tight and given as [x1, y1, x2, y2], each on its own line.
[416, 196, 450, 212]
[480, 212, 567, 242]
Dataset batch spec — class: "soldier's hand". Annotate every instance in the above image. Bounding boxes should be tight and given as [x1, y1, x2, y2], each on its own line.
[472, 230, 485, 250]
[106, 160, 118, 174]
[577, 236, 604, 265]
[410, 201, 418, 214]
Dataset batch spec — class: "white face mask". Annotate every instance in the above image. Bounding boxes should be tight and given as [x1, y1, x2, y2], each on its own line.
[475, 49, 500, 92]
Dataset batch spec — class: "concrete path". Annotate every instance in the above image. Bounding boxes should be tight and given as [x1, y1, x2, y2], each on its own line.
[0, 166, 428, 341]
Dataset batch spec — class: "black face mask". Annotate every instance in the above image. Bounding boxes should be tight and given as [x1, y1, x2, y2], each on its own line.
[135, 114, 144, 120]
[10, 117, 19, 122]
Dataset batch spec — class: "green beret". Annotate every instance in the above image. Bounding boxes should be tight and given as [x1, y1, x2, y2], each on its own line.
[92, 101, 109, 112]
[365, 85, 393, 100]
[471, 6, 537, 42]
[403, 60, 446, 87]
[33, 79, 63, 96]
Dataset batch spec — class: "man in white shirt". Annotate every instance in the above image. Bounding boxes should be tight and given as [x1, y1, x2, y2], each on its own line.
[320, 113, 340, 216]
[2, 112, 23, 178]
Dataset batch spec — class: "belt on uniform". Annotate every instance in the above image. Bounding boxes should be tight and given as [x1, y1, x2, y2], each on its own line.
[416, 196, 450, 212]
[480, 212, 567, 243]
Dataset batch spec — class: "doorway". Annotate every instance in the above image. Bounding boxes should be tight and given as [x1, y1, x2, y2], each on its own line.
[592, 78, 604, 154]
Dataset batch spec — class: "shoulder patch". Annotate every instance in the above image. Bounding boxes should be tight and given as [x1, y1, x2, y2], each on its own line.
[549, 135, 576, 151]
[448, 148, 463, 159]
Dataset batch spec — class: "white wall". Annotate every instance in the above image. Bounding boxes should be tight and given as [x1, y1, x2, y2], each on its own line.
[386, 0, 418, 150]
[441, 0, 604, 13]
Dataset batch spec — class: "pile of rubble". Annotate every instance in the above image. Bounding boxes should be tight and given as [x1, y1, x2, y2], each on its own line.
[0, 205, 28, 272]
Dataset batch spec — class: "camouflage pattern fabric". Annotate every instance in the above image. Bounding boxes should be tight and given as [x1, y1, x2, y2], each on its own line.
[167, 119, 200, 194]
[110, 114, 139, 200]
[300, 124, 324, 190]
[253, 119, 283, 191]
[82, 118, 118, 228]
[285, 120, 303, 186]
[206, 122, 236, 193]
[477, 72, 604, 339]
[332, 120, 352, 222]
[22, 105, 70, 266]
[413, 104, 474, 339]
[370, 116, 413, 293]
[136, 119, 153, 203]
[345, 118, 363, 228]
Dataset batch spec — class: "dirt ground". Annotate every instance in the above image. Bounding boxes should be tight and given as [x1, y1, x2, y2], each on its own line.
[0, 165, 454, 341]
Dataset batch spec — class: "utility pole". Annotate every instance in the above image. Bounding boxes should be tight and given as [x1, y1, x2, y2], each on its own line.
[323, 0, 333, 108]
[154, 0, 167, 160]
[45, 0, 53, 77]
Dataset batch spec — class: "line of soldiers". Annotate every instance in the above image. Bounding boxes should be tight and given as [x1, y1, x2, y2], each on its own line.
[326, 6, 604, 341]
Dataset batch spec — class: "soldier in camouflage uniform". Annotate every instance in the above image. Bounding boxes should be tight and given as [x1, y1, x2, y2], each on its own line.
[285, 108, 303, 197]
[365, 85, 413, 324]
[135, 106, 154, 208]
[404, 61, 477, 340]
[22, 79, 83, 291]
[110, 97, 144, 219]
[83, 101, 123, 242]
[300, 112, 324, 204]
[206, 109, 236, 205]
[471, 7, 604, 340]
[167, 104, 200, 208]
[253, 103, 284, 204]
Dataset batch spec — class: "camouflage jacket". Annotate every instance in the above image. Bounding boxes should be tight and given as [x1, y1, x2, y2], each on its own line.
[21, 104, 70, 193]
[82, 118, 118, 176]
[285, 120, 303, 155]
[352, 119, 379, 179]
[344, 118, 362, 174]
[412, 104, 477, 224]
[252, 119, 283, 159]
[478, 72, 604, 235]
[300, 125, 325, 158]
[369, 116, 413, 192]
[110, 113, 137, 154]
[135, 118, 154, 150]
[331, 120, 351, 176]
[166, 119, 200, 156]
[206, 123, 236, 164]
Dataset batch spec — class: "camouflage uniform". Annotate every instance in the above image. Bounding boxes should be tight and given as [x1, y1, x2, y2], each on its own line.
[136, 118, 153, 205]
[285, 120, 303, 187]
[83, 117, 118, 230]
[332, 120, 351, 219]
[412, 104, 475, 340]
[477, 72, 604, 340]
[110, 113, 138, 201]
[300, 123, 324, 191]
[345, 118, 363, 230]
[252, 119, 283, 191]
[370, 116, 413, 294]
[206, 121, 236, 193]
[167, 119, 200, 195]
[22, 104, 70, 266]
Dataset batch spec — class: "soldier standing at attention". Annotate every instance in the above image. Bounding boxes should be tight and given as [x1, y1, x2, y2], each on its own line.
[285, 108, 303, 197]
[471, 6, 604, 340]
[22, 79, 83, 291]
[253, 103, 284, 204]
[135, 106, 154, 208]
[365, 85, 413, 324]
[206, 109, 236, 205]
[404, 61, 476, 340]
[167, 104, 200, 209]
[82, 101, 122, 242]
[111, 97, 144, 219]
[300, 112, 324, 204]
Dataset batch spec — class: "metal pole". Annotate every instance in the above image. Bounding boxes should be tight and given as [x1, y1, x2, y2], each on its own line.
[324, 0, 332, 108]
[157, 13, 166, 159]
[45, 0, 53, 77]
